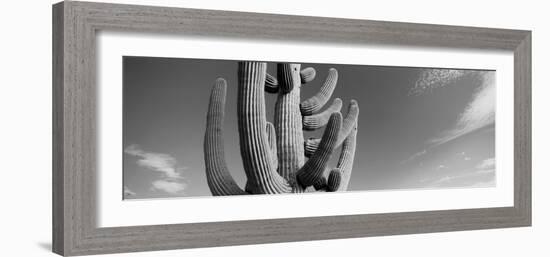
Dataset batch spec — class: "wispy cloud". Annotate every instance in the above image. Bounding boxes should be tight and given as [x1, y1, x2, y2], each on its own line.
[428, 72, 495, 146]
[125, 144, 183, 179]
[426, 172, 494, 188]
[124, 186, 136, 197]
[125, 144, 188, 195]
[402, 149, 427, 163]
[409, 69, 468, 96]
[421, 157, 495, 188]
[403, 71, 495, 165]
[151, 180, 187, 194]
[429, 175, 454, 185]
[403, 71, 494, 163]
[476, 157, 495, 173]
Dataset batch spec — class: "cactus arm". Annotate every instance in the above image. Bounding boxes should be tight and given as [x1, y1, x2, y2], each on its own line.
[300, 68, 338, 115]
[278, 63, 300, 93]
[274, 63, 305, 181]
[338, 100, 359, 146]
[304, 100, 359, 157]
[336, 122, 357, 191]
[313, 176, 327, 191]
[304, 138, 319, 158]
[296, 112, 342, 187]
[300, 67, 316, 84]
[326, 168, 343, 192]
[266, 122, 278, 170]
[265, 72, 279, 93]
[302, 98, 342, 131]
[237, 62, 291, 194]
[204, 79, 247, 196]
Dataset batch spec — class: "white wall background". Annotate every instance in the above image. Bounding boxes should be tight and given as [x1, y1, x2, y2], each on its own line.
[0, 0, 547, 256]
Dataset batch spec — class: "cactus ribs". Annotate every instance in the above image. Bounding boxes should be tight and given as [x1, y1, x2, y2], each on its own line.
[204, 62, 359, 195]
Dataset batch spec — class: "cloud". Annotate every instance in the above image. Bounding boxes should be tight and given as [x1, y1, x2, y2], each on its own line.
[402, 149, 427, 163]
[407, 70, 495, 150]
[428, 72, 495, 146]
[151, 180, 187, 194]
[403, 71, 494, 163]
[125, 144, 189, 195]
[422, 157, 495, 188]
[476, 157, 495, 170]
[409, 69, 467, 96]
[430, 175, 453, 185]
[476, 158, 495, 174]
[404, 149, 471, 167]
[436, 164, 447, 170]
[426, 172, 494, 188]
[124, 144, 183, 179]
[124, 186, 136, 197]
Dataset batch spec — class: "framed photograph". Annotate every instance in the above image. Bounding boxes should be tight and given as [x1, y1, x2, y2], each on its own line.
[52, 1, 531, 256]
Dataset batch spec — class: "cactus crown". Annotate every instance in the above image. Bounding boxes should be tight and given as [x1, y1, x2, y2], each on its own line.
[204, 61, 359, 195]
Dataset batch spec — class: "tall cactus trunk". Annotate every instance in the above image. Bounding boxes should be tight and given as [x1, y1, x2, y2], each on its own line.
[274, 63, 305, 188]
[204, 61, 360, 195]
[237, 62, 291, 194]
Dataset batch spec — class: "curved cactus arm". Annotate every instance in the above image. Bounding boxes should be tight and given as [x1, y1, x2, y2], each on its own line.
[204, 79, 247, 196]
[296, 112, 342, 187]
[237, 62, 291, 194]
[300, 68, 338, 115]
[338, 100, 359, 145]
[336, 122, 357, 191]
[300, 67, 316, 84]
[302, 98, 342, 131]
[274, 63, 305, 180]
[304, 100, 359, 157]
[327, 168, 343, 192]
[265, 72, 279, 93]
[266, 122, 278, 170]
[313, 176, 327, 191]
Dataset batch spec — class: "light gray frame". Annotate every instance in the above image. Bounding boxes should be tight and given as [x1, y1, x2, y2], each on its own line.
[52, 1, 531, 256]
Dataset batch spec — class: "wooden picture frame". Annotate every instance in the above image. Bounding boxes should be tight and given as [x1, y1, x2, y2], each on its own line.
[52, 1, 531, 256]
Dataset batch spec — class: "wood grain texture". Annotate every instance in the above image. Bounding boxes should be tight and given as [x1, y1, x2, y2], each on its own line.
[52, 1, 532, 256]
[52, 2, 65, 255]
[513, 32, 532, 224]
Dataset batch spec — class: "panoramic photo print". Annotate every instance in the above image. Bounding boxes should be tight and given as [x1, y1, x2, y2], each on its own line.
[122, 57, 496, 200]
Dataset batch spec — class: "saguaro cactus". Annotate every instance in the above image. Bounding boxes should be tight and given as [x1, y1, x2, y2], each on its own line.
[204, 61, 359, 195]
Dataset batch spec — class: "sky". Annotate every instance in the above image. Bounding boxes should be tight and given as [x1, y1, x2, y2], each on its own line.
[122, 56, 496, 200]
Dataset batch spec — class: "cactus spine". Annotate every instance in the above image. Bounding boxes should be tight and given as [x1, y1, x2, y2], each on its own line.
[204, 61, 359, 195]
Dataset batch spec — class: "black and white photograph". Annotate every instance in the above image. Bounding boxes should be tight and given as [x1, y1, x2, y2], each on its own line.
[122, 57, 496, 200]
[1, 0, 543, 256]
